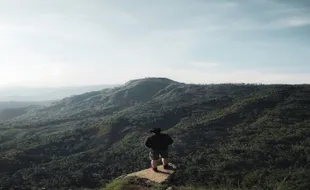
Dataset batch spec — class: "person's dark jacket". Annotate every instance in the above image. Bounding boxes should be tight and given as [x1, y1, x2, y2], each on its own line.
[145, 133, 173, 150]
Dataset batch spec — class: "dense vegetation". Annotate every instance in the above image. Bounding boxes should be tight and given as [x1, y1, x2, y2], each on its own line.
[1, 78, 310, 190]
[0, 101, 47, 121]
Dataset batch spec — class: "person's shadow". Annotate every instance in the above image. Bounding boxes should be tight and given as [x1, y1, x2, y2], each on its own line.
[157, 170, 171, 175]
[156, 165, 177, 174]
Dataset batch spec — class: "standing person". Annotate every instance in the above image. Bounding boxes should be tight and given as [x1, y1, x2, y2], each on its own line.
[145, 128, 174, 172]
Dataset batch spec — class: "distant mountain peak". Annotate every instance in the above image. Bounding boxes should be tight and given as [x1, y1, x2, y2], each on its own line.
[125, 77, 179, 86]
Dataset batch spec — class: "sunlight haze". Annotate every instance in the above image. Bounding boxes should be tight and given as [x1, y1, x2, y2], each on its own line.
[1, 0, 310, 87]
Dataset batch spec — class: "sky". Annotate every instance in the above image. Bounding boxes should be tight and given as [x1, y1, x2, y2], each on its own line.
[0, 0, 310, 87]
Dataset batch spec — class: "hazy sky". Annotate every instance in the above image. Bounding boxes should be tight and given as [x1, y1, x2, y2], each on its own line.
[1, 0, 310, 87]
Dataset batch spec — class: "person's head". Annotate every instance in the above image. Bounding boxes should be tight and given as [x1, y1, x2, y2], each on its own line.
[149, 128, 161, 135]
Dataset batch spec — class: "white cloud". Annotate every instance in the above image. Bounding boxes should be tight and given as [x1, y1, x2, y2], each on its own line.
[190, 61, 220, 68]
[276, 17, 310, 28]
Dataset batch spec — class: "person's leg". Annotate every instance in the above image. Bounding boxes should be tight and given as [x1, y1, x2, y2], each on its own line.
[151, 159, 158, 168]
[162, 157, 169, 166]
[149, 150, 159, 171]
[160, 150, 169, 167]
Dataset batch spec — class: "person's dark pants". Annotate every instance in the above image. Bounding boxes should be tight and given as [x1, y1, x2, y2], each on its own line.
[149, 149, 168, 160]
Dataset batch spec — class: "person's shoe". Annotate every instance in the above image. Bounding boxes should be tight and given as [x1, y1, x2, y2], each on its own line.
[152, 167, 158, 172]
[163, 165, 170, 170]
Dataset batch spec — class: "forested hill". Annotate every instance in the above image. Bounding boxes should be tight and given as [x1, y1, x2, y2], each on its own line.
[0, 101, 49, 121]
[1, 77, 310, 190]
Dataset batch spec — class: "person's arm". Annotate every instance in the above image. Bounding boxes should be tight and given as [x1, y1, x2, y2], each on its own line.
[167, 135, 173, 145]
[145, 137, 152, 148]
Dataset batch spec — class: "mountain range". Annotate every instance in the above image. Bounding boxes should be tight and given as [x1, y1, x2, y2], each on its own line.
[0, 77, 310, 190]
[0, 84, 117, 101]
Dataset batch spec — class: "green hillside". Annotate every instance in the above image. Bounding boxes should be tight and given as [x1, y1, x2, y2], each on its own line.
[1, 77, 310, 190]
[0, 101, 48, 121]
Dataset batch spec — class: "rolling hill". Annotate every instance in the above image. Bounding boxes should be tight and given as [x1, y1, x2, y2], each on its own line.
[0, 101, 50, 121]
[0, 84, 117, 101]
[0, 77, 310, 190]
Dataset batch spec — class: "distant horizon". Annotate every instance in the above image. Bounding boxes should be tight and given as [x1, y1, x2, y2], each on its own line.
[0, 83, 119, 89]
[1, 76, 310, 102]
[0, 76, 310, 89]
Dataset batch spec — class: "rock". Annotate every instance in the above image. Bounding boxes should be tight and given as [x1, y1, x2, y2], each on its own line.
[125, 164, 176, 184]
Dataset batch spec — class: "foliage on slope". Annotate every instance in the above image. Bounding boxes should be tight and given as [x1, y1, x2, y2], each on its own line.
[0, 78, 310, 190]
